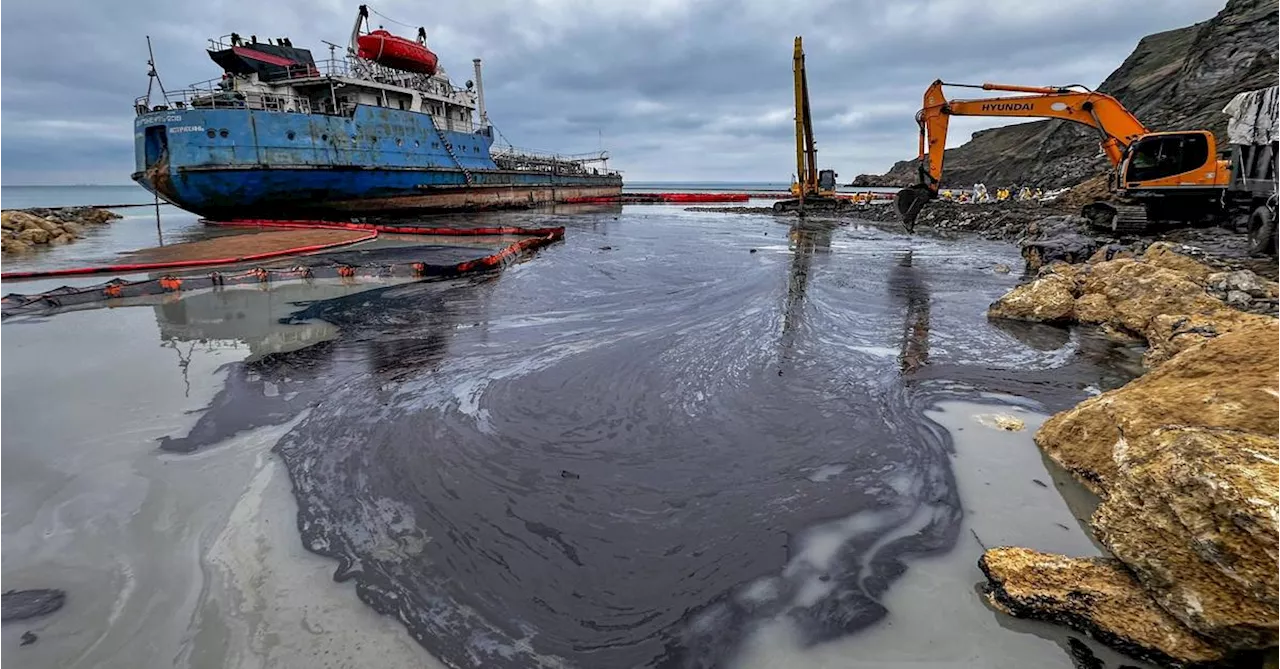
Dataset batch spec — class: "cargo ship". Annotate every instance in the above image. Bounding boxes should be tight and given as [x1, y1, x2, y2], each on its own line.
[132, 5, 622, 219]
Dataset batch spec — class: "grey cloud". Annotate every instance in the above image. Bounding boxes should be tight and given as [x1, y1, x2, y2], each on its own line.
[2, 0, 1225, 184]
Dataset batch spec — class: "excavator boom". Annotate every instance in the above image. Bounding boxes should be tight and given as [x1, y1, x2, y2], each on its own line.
[897, 79, 1151, 228]
[915, 80, 1148, 192]
[793, 36, 819, 194]
[775, 36, 846, 214]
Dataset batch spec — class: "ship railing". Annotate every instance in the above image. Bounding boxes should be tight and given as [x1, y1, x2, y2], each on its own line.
[135, 81, 312, 116]
[268, 57, 474, 99]
[490, 146, 618, 176]
[269, 58, 354, 82]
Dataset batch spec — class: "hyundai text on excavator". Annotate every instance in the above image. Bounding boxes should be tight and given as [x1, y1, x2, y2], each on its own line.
[773, 36, 849, 214]
[890, 80, 1228, 234]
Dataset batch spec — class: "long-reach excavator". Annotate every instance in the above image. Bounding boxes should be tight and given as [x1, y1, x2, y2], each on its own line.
[896, 80, 1251, 236]
[774, 37, 849, 214]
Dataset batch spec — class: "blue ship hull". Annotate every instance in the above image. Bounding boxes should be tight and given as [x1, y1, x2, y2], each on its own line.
[132, 106, 621, 218]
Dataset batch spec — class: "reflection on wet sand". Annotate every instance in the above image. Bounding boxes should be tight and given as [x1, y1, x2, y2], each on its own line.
[155, 278, 481, 453]
[889, 250, 931, 376]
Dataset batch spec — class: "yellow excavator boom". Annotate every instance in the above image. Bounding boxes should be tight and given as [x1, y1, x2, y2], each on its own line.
[793, 36, 818, 195]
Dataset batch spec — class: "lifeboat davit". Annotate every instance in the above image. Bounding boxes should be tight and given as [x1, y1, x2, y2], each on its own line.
[356, 30, 438, 75]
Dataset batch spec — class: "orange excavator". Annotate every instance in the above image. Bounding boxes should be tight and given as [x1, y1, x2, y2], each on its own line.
[896, 80, 1233, 234]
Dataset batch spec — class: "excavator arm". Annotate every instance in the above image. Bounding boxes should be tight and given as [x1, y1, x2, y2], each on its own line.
[897, 80, 1150, 228]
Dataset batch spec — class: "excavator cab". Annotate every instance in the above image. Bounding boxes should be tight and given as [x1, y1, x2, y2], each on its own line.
[818, 169, 837, 192]
[1119, 131, 1224, 189]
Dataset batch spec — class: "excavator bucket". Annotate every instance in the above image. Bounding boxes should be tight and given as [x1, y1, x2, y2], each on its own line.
[895, 184, 931, 233]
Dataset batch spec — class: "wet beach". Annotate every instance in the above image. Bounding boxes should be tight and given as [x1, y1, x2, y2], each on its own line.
[2, 202, 1152, 668]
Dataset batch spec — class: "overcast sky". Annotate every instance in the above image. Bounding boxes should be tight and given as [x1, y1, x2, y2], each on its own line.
[1, 0, 1226, 185]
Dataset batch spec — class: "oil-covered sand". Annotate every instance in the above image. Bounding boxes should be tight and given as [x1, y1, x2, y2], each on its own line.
[2, 205, 1151, 668]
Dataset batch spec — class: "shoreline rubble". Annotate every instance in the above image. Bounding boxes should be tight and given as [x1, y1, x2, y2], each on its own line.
[1, 207, 122, 254]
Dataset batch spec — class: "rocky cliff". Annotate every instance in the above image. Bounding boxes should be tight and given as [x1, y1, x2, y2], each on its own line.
[865, 0, 1278, 189]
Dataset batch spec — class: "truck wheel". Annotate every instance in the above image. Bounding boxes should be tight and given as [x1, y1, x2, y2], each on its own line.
[1247, 205, 1277, 257]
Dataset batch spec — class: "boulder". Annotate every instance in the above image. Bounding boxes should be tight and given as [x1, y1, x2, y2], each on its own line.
[979, 547, 1227, 668]
[1078, 258, 1226, 336]
[15, 228, 51, 245]
[1143, 311, 1273, 368]
[61, 221, 85, 237]
[31, 217, 62, 234]
[1073, 292, 1111, 325]
[1035, 318, 1278, 495]
[1142, 242, 1215, 285]
[1, 236, 32, 254]
[1088, 243, 1135, 264]
[1208, 270, 1278, 299]
[987, 273, 1077, 323]
[3, 211, 48, 233]
[48, 233, 73, 246]
[1022, 232, 1099, 271]
[1226, 289, 1253, 308]
[1095, 426, 1278, 649]
[77, 208, 121, 225]
[0, 212, 27, 232]
[1036, 259, 1087, 284]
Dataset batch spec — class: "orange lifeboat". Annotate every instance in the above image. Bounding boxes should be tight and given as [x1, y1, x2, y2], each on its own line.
[356, 29, 438, 75]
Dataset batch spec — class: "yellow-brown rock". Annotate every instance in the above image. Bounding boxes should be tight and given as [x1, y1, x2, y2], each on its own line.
[1, 235, 32, 254]
[1073, 292, 1111, 325]
[1087, 245, 1135, 264]
[3, 211, 48, 233]
[987, 273, 1077, 323]
[1143, 311, 1274, 368]
[979, 547, 1227, 668]
[1079, 258, 1226, 336]
[16, 228, 51, 245]
[1142, 241, 1215, 285]
[1095, 426, 1278, 650]
[1, 207, 119, 253]
[79, 208, 121, 225]
[1036, 318, 1278, 495]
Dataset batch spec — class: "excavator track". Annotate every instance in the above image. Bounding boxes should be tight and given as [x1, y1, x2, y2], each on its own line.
[1083, 202, 1149, 235]
[1110, 205, 1150, 234]
[773, 197, 851, 214]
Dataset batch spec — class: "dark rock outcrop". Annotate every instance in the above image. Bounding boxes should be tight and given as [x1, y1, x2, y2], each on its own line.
[1, 589, 66, 622]
[870, 0, 1278, 189]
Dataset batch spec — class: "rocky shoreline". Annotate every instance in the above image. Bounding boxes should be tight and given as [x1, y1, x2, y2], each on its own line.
[982, 243, 1278, 667]
[1, 207, 122, 254]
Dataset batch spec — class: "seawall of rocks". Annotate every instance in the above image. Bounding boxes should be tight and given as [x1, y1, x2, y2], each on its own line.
[1, 207, 122, 254]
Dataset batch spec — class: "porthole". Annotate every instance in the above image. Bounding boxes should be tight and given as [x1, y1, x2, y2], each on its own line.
[286, 131, 296, 140]
[414, 140, 420, 148]
[219, 129, 229, 138]
[395, 138, 403, 146]
[321, 134, 329, 141]
[206, 129, 216, 139]
[371, 136, 378, 143]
